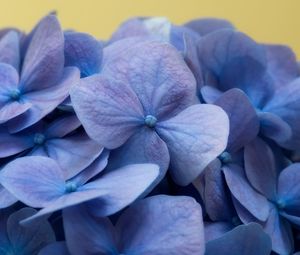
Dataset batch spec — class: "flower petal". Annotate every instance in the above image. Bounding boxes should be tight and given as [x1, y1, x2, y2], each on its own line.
[0, 156, 65, 208]
[204, 222, 234, 243]
[64, 32, 102, 77]
[185, 18, 234, 36]
[40, 132, 103, 179]
[215, 88, 259, 152]
[7, 207, 55, 254]
[244, 137, 278, 200]
[39, 242, 70, 255]
[71, 75, 144, 149]
[102, 41, 198, 119]
[116, 195, 205, 255]
[157, 104, 229, 186]
[277, 163, 300, 218]
[263, 205, 294, 255]
[7, 66, 80, 133]
[106, 127, 170, 181]
[223, 164, 270, 221]
[20, 15, 64, 92]
[205, 223, 272, 255]
[22, 163, 160, 222]
[0, 31, 20, 70]
[258, 111, 292, 144]
[63, 205, 117, 255]
[0, 185, 17, 209]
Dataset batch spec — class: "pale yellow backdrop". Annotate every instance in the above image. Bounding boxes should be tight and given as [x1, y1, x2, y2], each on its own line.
[1, 0, 300, 56]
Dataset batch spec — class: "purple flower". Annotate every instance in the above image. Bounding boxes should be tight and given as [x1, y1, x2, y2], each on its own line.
[0, 207, 55, 254]
[71, 41, 229, 186]
[204, 222, 271, 255]
[0, 155, 160, 223]
[0, 15, 80, 133]
[223, 137, 300, 254]
[63, 195, 204, 255]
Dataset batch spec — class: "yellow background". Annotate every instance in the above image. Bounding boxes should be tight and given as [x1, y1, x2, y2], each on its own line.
[1, 0, 300, 56]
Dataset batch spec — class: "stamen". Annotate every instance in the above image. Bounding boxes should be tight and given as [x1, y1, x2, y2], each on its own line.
[276, 199, 286, 210]
[65, 181, 77, 193]
[218, 151, 232, 164]
[10, 89, 21, 101]
[144, 115, 157, 128]
[33, 133, 46, 145]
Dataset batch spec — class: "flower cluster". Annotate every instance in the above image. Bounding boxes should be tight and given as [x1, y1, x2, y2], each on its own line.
[0, 14, 299, 255]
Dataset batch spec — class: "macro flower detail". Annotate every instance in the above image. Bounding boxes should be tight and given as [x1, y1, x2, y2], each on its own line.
[63, 195, 204, 255]
[0, 15, 79, 133]
[0, 156, 160, 223]
[71, 41, 229, 186]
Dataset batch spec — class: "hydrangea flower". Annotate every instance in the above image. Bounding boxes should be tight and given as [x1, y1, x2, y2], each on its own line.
[63, 195, 204, 255]
[204, 222, 271, 255]
[223, 137, 300, 254]
[0, 15, 79, 133]
[0, 156, 160, 223]
[197, 29, 300, 149]
[0, 207, 55, 255]
[71, 40, 229, 186]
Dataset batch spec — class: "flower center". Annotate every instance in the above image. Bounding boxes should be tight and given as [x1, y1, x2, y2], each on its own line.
[10, 89, 21, 101]
[65, 181, 77, 193]
[276, 198, 286, 210]
[144, 115, 157, 128]
[33, 133, 46, 145]
[218, 151, 232, 164]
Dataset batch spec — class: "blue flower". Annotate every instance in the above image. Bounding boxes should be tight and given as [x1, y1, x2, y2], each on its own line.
[71, 41, 229, 186]
[63, 195, 204, 255]
[0, 15, 80, 133]
[0, 155, 160, 223]
[0, 207, 55, 255]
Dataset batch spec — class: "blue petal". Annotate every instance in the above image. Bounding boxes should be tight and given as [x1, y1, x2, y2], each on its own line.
[116, 195, 205, 255]
[39, 242, 70, 255]
[0, 31, 20, 70]
[205, 223, 272, 255]
[64, 32, 102, 77]
[157, 104, 229, 185]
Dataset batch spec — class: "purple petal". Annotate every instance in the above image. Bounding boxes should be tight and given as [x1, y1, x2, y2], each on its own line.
[157, 104, 229, 186]
[264, 44, 299, 88]
[204, 222, 234, 242]
[263, 205, 294, 255]
[63, 205, 116, 255]
[200, 86, 223, 103]
[64, 32, 102, 76]
[40, 132, 103, 179]
[203, 162, 234, 221]
[0, 126, 34, 158]
[39, 242, 70, 255]
[7, 66, 80, 133]
[20, 15, 64, 92]
[106, 127, 170, 181]
[0, 31, 20, 70]
[71, 75, 144, 149]
[0, 156, 65, 208]
[244, 137, 277, 200]
[263, 77, 300, 149]
[205, 223, 272, 255]
[185, 18, 235, 36]
[7, 207, 55, 253]
[223, 164, 270, 221]
[102, 41, 198, 119]
[277, 163, 300, 219]
[258, 111, 292, 144]
[69, 149, 109, 186]
[0, 185, 17, 208]
[22, 163, 160, 222]
[116, 195, 205, 255]
[45, 114, 81, 138]
[215, 88, 259, 152]
[197, 30, 270, 107]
